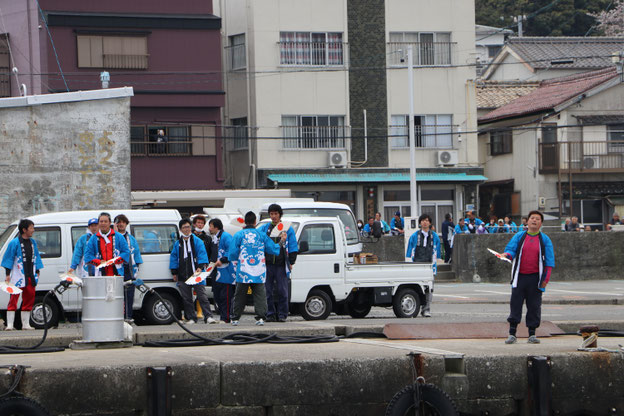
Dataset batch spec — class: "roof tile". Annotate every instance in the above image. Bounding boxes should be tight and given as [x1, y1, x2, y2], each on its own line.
[479, 67, 620, 123]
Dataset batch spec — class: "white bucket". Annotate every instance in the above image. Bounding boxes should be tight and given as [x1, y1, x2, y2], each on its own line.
[81, 277, 124, 342]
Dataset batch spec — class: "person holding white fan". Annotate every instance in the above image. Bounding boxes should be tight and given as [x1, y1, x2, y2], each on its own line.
[1, 219, 44, 330]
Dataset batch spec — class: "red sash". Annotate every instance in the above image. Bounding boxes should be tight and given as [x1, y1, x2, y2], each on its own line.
[98, 230, 116, 276]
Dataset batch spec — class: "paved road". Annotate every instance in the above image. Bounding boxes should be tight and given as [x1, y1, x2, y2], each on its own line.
[434, 280, 624, 304]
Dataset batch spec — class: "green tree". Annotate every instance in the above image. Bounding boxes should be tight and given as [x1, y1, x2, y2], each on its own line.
[475, 0, 613, 36]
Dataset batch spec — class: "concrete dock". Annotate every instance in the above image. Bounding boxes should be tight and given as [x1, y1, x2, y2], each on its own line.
[0, 319, 622, 415]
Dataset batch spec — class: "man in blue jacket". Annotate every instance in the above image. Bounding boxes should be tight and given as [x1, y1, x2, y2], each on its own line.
[170, 218, 215, 324]
[68, 217, 99, 278]
[114, 214, 144, 323]
[405, 214, 441, 318]
[257, 204, 298, 322]
[227, 211, 284, 326]
[211, 219, 236, 323]
[85, 212, 130, 277]
[501, 210, 555, 344]
[2, 219, 44, 330]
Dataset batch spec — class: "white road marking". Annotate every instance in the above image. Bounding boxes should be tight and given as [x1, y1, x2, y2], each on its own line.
[433, 294, 470, 299]
[547, 289, 623, 296]
[475, 290, 510, 295]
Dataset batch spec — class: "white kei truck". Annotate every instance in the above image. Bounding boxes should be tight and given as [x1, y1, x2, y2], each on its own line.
[277, 216, 434, 320]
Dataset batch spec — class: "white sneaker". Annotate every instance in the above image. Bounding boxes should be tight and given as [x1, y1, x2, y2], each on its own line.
[231, 320, 239, 326]
[422, 311, 431, 318]
[255, 319, 265, 326]
[186, 319, 196, 325]
[206, 317, 217, 324]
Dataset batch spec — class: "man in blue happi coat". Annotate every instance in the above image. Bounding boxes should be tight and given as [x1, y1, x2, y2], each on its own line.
[84, 212, 130, 277]
[114, 214, 144, 323]
[256, 204, 298, 322]
[68, 217, 99, 278]
[227, 211, 284, 326]
[211, 218, 236, 323]
[170, 218, 215, 324]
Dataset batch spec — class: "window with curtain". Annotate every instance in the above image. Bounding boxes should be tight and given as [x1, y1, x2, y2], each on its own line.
[282, 115, 345, 149]
[490, 130, 513, 155]
[390, 115, 452, 148]
[231, 117, 248, 149]
[280, 32, 344, 66]
[228, 34, 246, 70]
[388, 32, 452, 66]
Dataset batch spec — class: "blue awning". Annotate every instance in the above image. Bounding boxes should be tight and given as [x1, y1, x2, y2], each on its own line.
[267, 172, 488, 184]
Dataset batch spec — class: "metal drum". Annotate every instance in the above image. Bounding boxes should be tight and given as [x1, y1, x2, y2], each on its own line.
[81, 276, 124, 342]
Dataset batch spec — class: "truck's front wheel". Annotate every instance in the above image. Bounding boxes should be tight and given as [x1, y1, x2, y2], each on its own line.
[392, 288, 421, 318]
[300, 289, 332, 320]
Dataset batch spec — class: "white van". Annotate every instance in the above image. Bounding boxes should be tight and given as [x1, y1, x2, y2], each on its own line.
[258, 201, 362, 256]
[0, 210, 185, 327]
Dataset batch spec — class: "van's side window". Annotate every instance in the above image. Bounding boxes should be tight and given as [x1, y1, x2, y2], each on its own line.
[131, 225, 178, 255]
[35, 227, 62, 258]
[298, 224, 335, 255]
[71, 226, 86, 249]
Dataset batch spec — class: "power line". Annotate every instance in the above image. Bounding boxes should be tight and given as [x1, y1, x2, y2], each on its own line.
[35, 0, 69, 92]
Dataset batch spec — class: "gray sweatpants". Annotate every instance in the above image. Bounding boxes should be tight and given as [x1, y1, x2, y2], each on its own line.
[232, 282, 267, 321]
[178, 281, 212, 322]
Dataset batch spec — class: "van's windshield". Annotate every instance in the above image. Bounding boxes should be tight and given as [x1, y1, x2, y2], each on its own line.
[0, 225, 17, 251]
[279, 209, 359, 245]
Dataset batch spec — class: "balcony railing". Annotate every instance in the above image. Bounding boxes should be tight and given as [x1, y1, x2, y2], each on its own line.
[103, 54, 149, 69]
[539, 140, 624, 173]
[131, 134, 217, 157]
[278, 41, 348, 66]
[390, 124, 456, 149]
[283, 125, 347, 149]
[387, 42, 455, 66]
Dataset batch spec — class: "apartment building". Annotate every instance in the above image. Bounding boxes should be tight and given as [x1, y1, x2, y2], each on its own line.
[217, 0, 483, 228]
[0, 0, 224, 197]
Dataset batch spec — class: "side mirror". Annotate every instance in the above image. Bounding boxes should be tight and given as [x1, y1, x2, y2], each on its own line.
[299, 241, 309, 253]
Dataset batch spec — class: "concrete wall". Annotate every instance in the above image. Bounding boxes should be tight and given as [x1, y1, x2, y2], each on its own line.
[362, 235, 405, 262]
[0, 93, 131, 229]
[452, 232, 624, 283]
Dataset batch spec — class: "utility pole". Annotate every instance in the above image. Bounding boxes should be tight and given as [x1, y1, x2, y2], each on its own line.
[408, 45, 418, 218]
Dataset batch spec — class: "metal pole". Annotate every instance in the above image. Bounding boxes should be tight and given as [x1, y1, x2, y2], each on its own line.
[408, 45, 418, 218]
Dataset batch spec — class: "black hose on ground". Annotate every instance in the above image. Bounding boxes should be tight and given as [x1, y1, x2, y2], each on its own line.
[141, 285, 344, 347]
[0, 287, 65, 354]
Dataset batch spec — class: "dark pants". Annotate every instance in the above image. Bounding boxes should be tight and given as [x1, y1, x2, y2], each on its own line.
[266, 263, 289, 319]
[443, 240, 452, 263]
[232, 282, 267, 321]
[178, 281, 212, 322]
[123, 275, 135, 320]
[212, 277, 234, 322]
[507, 273, 542, 330]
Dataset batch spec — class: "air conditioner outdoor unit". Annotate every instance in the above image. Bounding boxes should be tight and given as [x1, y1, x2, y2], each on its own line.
[583, 156, 600, 169]
[436, 150, 458, 166]
[328, 151, 347, 168]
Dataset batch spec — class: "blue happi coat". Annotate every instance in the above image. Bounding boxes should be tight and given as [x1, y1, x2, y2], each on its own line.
[1, 237, 44, 288]
[70, 232, 95, 278]
[405, 230, 441, 276]
[256, 222, 299, 278]
[228, 227, 281, 284]
[84, 230, 130, 276]
[119, 232, 144, 278]
[169, 234, 209, 285]
[215, 231, 236, 285]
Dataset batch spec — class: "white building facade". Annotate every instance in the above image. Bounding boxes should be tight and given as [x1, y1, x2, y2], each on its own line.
[217, 0, 483, 228]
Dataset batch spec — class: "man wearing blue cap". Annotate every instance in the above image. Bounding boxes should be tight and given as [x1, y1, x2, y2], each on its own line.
[68, 217, 99, 278]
